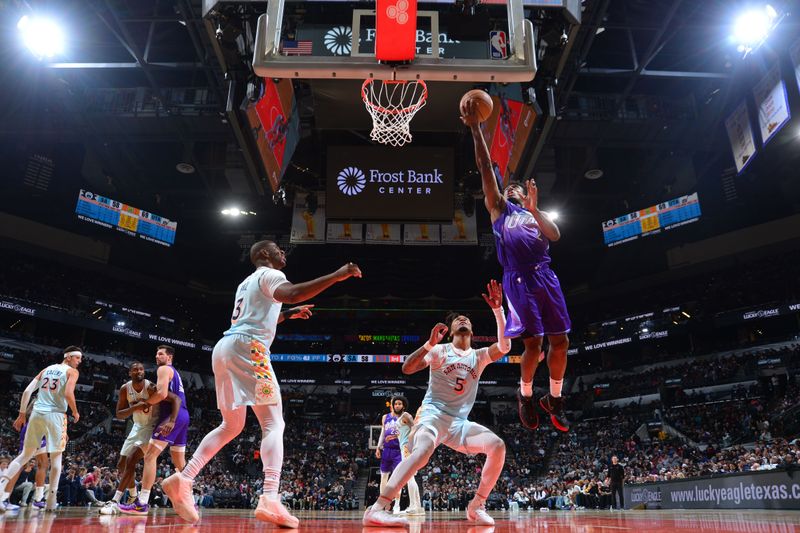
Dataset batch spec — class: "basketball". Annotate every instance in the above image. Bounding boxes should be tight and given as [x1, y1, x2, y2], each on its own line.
[460, 89, 493, 122]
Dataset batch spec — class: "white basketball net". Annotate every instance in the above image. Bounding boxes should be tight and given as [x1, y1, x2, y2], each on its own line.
[361, 79, 428, 147]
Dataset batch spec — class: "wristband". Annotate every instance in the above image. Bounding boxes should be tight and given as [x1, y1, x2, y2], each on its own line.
[423, 341, 435, 352]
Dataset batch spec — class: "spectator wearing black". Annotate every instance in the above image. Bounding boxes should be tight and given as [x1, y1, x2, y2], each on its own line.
[609, 455, 625, 510]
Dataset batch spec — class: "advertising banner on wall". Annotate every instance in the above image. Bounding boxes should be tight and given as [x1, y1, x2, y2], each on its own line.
[625, 469, 800, 510]
[326, 146, 454, 222]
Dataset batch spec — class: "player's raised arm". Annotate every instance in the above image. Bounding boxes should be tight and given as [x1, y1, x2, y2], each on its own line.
[482, 280, 511, 362]
[273, 263, 362, 304]
[462, 100, 505, 221]
[402, 323, 448, 375]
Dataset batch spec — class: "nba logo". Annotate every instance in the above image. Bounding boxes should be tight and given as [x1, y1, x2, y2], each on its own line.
[490, 31, 507, 59]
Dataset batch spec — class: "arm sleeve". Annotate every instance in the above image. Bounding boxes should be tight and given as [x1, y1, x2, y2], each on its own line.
[258, 269, 289, 302]
[423, 345, 445, 370]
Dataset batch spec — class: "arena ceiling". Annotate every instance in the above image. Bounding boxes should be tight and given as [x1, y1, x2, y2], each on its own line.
[1, 0, 799, 300]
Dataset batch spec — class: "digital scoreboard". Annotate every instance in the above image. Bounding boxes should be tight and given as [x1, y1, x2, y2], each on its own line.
[602, 193, 701, 247]
[75, 189, 177, 246]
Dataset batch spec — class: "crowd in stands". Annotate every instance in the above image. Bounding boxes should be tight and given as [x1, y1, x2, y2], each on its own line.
[0, 325, 799, 513]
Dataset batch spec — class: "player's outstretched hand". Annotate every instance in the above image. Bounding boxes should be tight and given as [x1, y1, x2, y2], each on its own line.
[429, 323, 448, 346]
[460, 100, 480, 128]
[13, 412, 26, 432]
[335, 262, 362, 281]
[482, 279, 503, 309]
[523, 179, 539, 212]
[287, 304, 314, 320]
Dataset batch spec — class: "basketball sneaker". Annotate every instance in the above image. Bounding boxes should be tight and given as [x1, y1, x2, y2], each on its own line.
[539, 393, 570, 432]
[32, 498, 46, 509]
[466, 499, 494, 526]
[254, 495, 299, 528]
[516, 388, 539, 430]
[1, 500, 20, 512]
[99, 501, 120, 515]
[362, 507, 409, 527]
[162, 472, 199, 523]
[119, 498, 149, 515]
[405, 506, 425, 516]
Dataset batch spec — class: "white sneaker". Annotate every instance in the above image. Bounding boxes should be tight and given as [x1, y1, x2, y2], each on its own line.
[162, 473, 199, 523]
[466, 499, 494, 526]
[406, 506, 425, 516]
[362, 507, 409, 527]
[255, 495, 299, 528]
[99, 501, 120, 515]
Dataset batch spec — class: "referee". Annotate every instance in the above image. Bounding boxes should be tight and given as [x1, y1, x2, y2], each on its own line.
[609, 455, 625, 510]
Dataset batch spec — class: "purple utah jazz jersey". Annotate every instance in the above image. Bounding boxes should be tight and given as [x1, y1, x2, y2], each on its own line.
[492, 202, 551, 269]
[383, 413, 400, 450]
[159, 365, 188, 420]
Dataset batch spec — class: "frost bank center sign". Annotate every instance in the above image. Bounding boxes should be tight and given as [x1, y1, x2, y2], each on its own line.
[327, 146, 454, 222]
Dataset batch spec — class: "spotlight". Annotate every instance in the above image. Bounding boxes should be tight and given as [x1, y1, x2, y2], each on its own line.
[17, 15, 64, 58]
[116, 321, 126, 327]
[732, 5, 780, 55]
[545, 210, 560, 221]
[221, 207, 241, 216]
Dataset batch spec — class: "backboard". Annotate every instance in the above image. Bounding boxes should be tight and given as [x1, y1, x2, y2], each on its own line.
[252, 0, 536, 82]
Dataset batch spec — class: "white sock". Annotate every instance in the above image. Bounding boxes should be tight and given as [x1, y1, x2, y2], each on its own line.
[140, 490, 150, 504]
[520, 380, 533, 397]
[550, 378, 563, 398]
[112, 490, 123, 503]
[34, 486, 45, 501]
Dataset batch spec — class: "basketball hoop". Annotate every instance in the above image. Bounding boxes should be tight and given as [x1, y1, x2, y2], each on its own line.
[361, 79, 428, 147]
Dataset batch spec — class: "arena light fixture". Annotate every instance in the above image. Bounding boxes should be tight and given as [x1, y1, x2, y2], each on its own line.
[545, 210, 560, 221]
[221, 207, 256, 217]
[732, 5, 780, 55]
[17, 15, 65, 58]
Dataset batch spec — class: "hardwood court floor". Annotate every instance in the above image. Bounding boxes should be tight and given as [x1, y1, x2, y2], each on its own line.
[1, 507, 799, 532]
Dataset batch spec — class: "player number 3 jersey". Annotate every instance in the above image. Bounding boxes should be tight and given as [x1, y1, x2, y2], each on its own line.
[224, 266, 289, 346]
[421, 344, 491, 419]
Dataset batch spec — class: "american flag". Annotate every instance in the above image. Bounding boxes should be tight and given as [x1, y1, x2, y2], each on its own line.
[281, 40, 313, 56]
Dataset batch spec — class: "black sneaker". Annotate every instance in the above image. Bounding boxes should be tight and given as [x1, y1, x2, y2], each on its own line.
[539, 393, 570, 432]
[516, 388, 539, 430]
